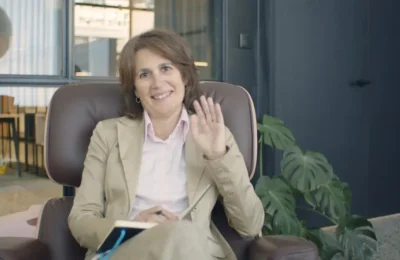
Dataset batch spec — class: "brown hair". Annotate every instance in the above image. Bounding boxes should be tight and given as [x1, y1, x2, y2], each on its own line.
[118, 28, 202, 119]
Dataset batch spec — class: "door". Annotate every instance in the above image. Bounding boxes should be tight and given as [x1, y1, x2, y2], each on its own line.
[367, 0, 400, 217]
[269, 0, 370, 224]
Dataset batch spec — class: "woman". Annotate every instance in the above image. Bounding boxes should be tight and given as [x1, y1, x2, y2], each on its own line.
[68, 28, 264, 260]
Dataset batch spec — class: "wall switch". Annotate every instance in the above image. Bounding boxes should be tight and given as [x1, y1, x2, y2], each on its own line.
[239, 33, 252, 49]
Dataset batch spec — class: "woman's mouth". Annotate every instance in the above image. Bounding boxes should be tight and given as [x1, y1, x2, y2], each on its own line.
[152, 91, 172, 100]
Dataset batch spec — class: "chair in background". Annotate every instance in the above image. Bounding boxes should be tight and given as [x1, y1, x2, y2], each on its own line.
[0, 82, 319, 260]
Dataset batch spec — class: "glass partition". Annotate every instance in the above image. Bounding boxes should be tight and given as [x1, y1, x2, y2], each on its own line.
[0, 0, 64, 76]
[73, 0, 221, 80]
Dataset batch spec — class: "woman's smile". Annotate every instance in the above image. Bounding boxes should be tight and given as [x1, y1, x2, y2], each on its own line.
[152, 91, 172, 100]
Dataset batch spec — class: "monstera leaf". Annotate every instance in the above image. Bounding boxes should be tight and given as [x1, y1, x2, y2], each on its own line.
[262, 214, 273, 234]
[256, 113, 377, 260]
[257, 114, 295, 150]
[304, 180, 352, 223]
[255, 175, 300, 235]
[306, 229, 344, 260]
[337, 215, 378, 259]
[281, 145, 333, 192]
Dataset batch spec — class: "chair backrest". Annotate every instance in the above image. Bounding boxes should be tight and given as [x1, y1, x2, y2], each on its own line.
[41, 81, 258, 260]
[44, 81, 257, 186]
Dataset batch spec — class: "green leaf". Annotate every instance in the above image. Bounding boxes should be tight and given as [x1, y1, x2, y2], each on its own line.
[304, 180, 352, 223]
[337, 215, 378, 259]
[262, 214, 273, 234]
[307, 229, 344, 260]
[257, 123, 264, 132]
[281, 146, 333, 192]
[304, 229, 323, 253]
[257, 114, 295, 150]
[255, 175, 301, 235]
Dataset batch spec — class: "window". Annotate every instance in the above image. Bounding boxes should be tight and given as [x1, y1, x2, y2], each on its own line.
[0, 0, 222, 81]
[0, 0, 64, 76]
[73, 0, 222, 80]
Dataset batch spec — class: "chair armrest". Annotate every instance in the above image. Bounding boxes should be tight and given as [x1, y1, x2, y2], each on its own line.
[248, 235, 320, 260]
[0, 237, 50, 260]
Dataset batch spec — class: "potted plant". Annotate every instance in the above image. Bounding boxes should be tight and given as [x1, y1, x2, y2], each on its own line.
[255, 114, 377, 260]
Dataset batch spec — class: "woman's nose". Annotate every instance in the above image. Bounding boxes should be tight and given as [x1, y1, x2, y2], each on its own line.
[151, 73, 164, 88]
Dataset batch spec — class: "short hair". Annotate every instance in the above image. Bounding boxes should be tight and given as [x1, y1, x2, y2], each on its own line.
[118, 28, 202, 119]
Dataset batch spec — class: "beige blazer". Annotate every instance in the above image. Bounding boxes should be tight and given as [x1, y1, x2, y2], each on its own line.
[68, 116, 264, 260]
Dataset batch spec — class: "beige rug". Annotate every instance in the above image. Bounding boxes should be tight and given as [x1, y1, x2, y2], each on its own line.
[0, 170, 61, 216]
[322, 214, 400, 260]
[0, 170, 60, 237]
[0, 204, 42, 238]
[0, 185, 60, 216]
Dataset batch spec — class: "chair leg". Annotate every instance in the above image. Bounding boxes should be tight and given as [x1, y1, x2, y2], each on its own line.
[34, 144, 39, 175]
[41, 146, 44, 167]
[0, 123, 3, 166]
[7, 122, 11, 167]
[41, 145, 44, 173]
[10, 121, 21, 177]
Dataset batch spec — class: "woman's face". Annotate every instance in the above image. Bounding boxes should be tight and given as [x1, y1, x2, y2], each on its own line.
[134, 48, 185, 119]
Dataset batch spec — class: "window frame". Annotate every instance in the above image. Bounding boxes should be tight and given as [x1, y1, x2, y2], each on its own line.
[0, 0, 222, 86]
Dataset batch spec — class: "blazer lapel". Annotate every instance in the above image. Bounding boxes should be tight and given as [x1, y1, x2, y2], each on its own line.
[185, 131, 207, 205]
[117, 117, 144, 213]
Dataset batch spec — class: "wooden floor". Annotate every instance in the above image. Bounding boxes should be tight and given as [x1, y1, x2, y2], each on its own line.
[0, 167, 60, 238]
[0, 168, 61, 216]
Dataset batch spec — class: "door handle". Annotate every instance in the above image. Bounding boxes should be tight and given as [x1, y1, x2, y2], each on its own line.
[349, 79, 371, 88]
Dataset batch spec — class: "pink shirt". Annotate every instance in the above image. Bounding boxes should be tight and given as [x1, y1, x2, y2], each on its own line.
[128, 107, 190, 220]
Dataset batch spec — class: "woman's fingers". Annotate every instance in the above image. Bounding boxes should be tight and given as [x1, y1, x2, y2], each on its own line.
[144, 206, 163, 215]
[193, 96, 224, 130]
[160, 209, 178, 221]
[147, 214, 167, 224]
[199, 96, 212, 123]
[140, 206, 178, 222]
[193, 100, 205, 119]
[215, 103, 224, 124]
[207, 97, 217, 122]
[193, 100, 208, 129]
[194, 95, 219, 121]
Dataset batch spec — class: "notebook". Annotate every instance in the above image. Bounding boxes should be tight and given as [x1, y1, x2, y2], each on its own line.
[96, 184, 212, 254]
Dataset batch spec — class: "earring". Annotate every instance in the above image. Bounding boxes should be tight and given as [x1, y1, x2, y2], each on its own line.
[135, 97, 141, 103]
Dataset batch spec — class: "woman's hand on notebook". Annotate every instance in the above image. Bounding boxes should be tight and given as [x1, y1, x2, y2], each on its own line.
[133, 206, 178, 224]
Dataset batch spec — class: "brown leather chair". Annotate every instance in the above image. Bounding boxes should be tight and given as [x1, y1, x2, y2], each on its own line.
[0, 82, 319, 260]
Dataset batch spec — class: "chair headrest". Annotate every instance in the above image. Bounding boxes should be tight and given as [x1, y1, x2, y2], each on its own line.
[44, 81, 257, 187]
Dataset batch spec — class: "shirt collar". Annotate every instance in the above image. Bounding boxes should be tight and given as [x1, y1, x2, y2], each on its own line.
[144, 106, 190, 143]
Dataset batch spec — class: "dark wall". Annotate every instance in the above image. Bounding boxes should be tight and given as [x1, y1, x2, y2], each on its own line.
[367, 0, 400, 217]
[264, 0, 400, 225]
[223, 0, 271, 186]
[222, 0, 259, 110]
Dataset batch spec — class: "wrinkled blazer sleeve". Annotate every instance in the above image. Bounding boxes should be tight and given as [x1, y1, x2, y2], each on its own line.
[206, 127, 264, 237]
[68, 121, 114, 252]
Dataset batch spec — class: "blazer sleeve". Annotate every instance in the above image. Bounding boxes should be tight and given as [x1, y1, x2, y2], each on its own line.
[205, 127, 264, 237]
[68, 121, 115, 252]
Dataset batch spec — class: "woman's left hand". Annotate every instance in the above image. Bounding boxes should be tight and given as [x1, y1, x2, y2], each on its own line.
[190, 96, 226, 160]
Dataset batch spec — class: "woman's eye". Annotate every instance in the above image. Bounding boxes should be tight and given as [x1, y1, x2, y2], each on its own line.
[161, 66, 172, 72]
[139, 72, 149, 78]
